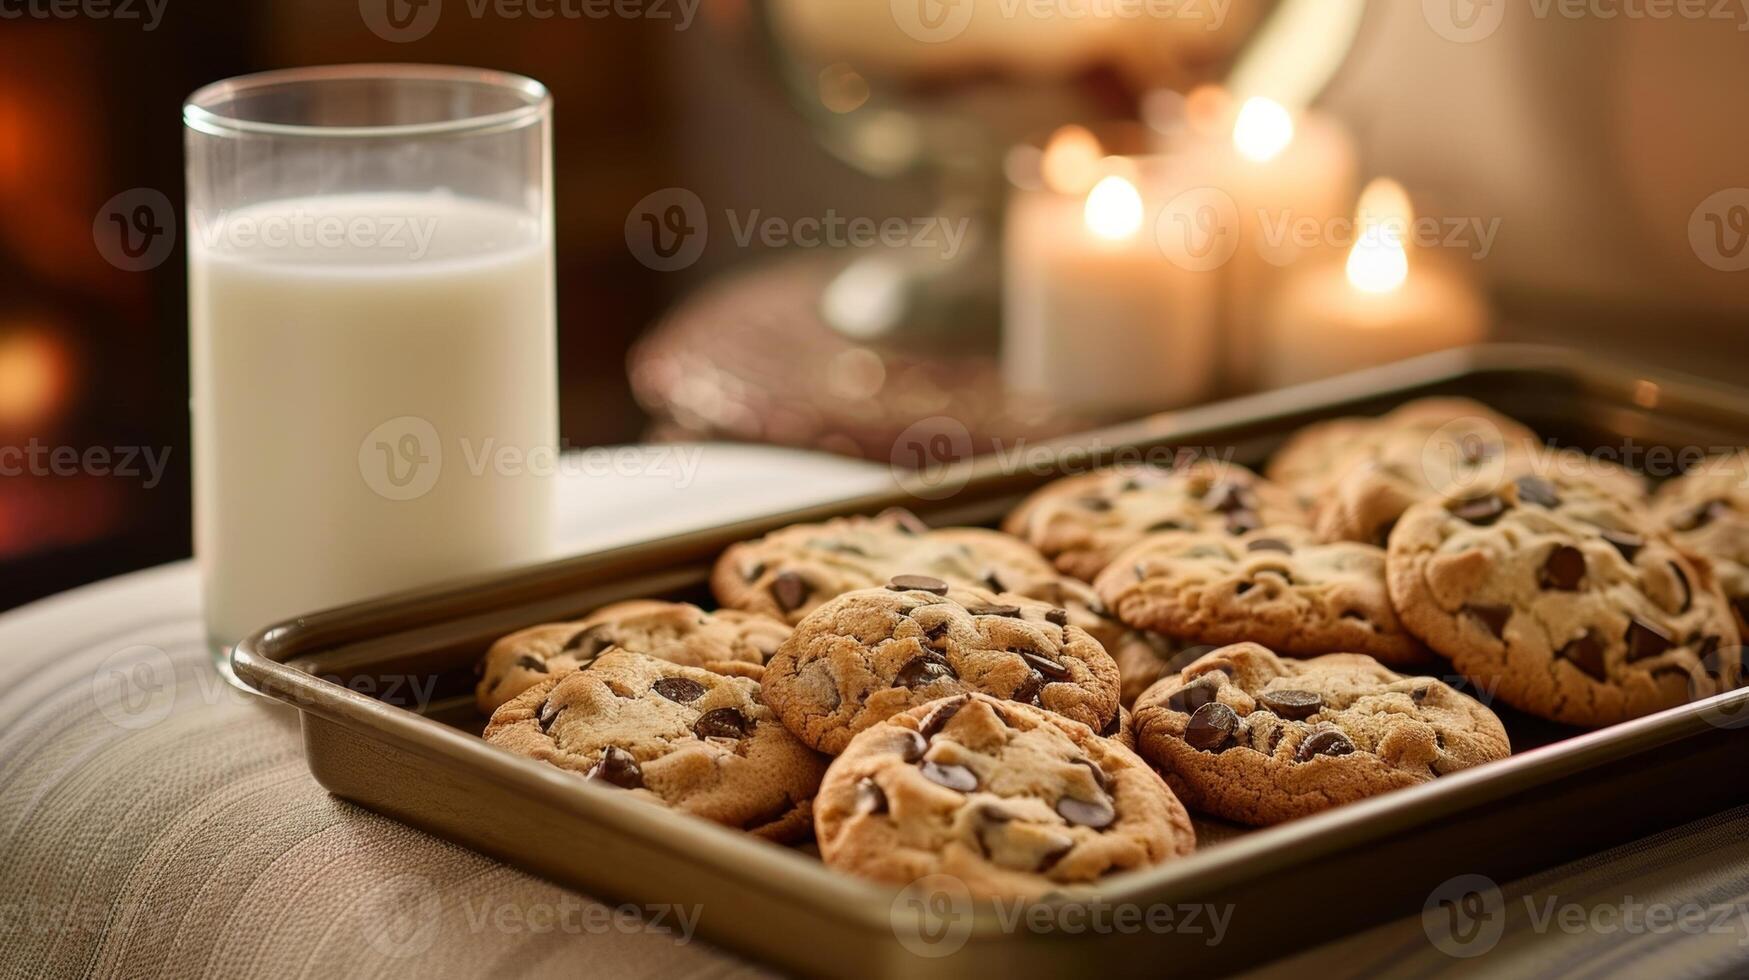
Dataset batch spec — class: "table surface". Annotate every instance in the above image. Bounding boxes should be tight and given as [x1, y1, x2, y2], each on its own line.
[4, 445, 1747, 980]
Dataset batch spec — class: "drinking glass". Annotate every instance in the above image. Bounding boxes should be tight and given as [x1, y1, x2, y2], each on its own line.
[184, 65, 557, 681]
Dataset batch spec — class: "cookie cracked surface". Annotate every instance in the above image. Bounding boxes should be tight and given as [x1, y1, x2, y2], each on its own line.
[1655, 453, 1749, 632]
[475, 600, 786, 713]
[1131, 644, 1510, 825]
[483, 650, 827, 841]
[762, 580, 1122, 755]
[1002, 461, 1308, 582]
[815, 694, 1195, 897]
[1387, 474, 1743, 727]
[1094, 527, 1427, 665]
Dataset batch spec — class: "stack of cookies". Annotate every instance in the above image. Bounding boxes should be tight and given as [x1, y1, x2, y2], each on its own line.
[471, 397, 1746, 899]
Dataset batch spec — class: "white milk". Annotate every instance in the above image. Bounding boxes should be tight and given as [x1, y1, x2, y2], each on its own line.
[190, 193, 557, 647]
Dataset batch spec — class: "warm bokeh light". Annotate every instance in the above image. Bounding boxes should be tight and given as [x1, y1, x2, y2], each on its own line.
[1346, 178, 1414, 295]
[0, 325, 72, 430]
[1084, 175, 1144, 242]
[817, 62, 870, 114]
[1041, 125, 1103, 196]
[1233, 97, 1295, 163]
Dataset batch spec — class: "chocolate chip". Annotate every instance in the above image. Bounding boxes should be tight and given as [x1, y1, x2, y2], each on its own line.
[920, 761, 978, 792]
[1184, 702, 1240, 752]
[1146, 519, 1186, 533]
[561, 624, 613, 658]
[1259, 689, 1323, 720]
[1012, 671, 1046, 705]
[1601, 530, 1644, 563]
[537, 697, 562, 733]
[1056, 795, 1116, 829]
[1670, 562, 1693, 614]
[693, 707, 751, 739]
[1165, 683, 1217, 714]
[924, 620, 951, 641]
[515, 655, 548, 673]
[1079, 496, 1113, 512]
[1561, 630, 1608, 681]
[1515, 476, 1561, 508]
[855, 778, 888, 815]
[1247, 538, 1294, 554]
[880, 507, 931, 535]
[1075, 757, 1111, 793]
[888, 574, 949, 595]
[1626, 618, 1674, 662]
[1204, 481, 1255, 514]
[1411, 685, 1431, 702]
[1018, 650, 1071, 680]
[1045, 608, 1070, 627]
[1036, 840, 1075, 873]
[894, 730, 927, 762]
[1295, 728, 1355, 762]
[1450, 495, 1508, 526]
[1225, 510, 1263, 535]
[1465, 604, 1513, 640]
[1674, 499, 1730, 532]
[969, 604, 1022, 618]
[652, 676, 707, 703]
[917, 697, 966, 739]
[982, 570, 1006, 593]
[585, 746, 643, 789]
[1099, 712, 1121, 737]
[1236, 581, 1256, 597]
[894, 654, 956, 689]
[1540, 545, 1587, 591]
[742, 561, 765, 582]
[771, 572, 810, 612]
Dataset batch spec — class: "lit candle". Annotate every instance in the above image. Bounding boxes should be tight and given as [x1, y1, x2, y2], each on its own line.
[1003, 128, 1219, 416]
[1259, 179, 1490, 388]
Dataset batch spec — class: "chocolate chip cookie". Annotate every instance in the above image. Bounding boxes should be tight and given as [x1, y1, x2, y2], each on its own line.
[1655, 453, 1749, 630]
[475, 600, 788, 713]
[712, 509, 1061, 625]
[762, 578, 1122, 755]
[1094, 527, 1428, 665]
[1388, 474, 1743, 727]
[1131, 644, 1510, 826]
[815, 694, 1195, 897]
[483, 650, 827, 841]
[1002, 461, 1309, 581]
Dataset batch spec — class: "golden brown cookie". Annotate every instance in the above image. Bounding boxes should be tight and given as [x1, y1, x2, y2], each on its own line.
[1131, 644, 1510, 826]
[815, 694, 1195, 897]
[1655, 453, 1749, 631]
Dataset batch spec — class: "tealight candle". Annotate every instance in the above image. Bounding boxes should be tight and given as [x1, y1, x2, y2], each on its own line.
[1259, 179, 1490, 388]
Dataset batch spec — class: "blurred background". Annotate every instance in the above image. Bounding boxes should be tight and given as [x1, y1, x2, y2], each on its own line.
[1, 0, 1745, 610]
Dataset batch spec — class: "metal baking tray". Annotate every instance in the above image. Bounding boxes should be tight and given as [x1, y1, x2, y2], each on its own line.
[235, 344, 1749, 977]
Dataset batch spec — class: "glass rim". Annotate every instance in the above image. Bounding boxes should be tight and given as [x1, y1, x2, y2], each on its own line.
[183, 64, 550, 140]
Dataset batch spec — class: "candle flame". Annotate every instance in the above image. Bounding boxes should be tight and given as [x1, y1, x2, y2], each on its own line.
[1041, 125, 1104, 196]
[1085, 175, 1144, 242]
[1347, 178, 1413, 294]
[1232, 97, 1294, 163]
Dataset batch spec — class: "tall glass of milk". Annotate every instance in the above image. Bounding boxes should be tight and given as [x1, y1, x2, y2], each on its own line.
[184, 66, 558, 679]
